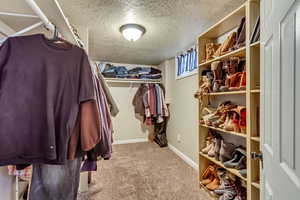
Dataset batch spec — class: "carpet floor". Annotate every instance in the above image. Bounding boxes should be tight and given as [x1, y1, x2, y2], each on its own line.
[78, 142, 210, 200]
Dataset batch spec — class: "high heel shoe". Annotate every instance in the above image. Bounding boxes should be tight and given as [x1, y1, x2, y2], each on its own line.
[224, 147, 246, 169]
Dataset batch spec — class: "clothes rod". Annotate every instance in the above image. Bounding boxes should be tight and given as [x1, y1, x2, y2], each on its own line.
[25, 0, 55, 32]
[0, 21, 43, 44]
[0, 12, 39, 18]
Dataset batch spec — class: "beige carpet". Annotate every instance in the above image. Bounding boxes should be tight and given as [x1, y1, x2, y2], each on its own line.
[78, 142, 210, 200]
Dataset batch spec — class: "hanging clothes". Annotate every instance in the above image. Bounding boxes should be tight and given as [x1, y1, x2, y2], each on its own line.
[96, 66, 119, 117]
[0, 34, 111, 199]
[90, 74, 113, 159]
[133, 83, 169, 147]
[133, 83, 169, 125]
[0, 34, 99, 166]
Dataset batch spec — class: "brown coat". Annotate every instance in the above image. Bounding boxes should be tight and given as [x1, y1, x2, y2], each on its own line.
[68, 100, 101, 160]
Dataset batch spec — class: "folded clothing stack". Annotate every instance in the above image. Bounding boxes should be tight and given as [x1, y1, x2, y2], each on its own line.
[101, 64, 161, 79]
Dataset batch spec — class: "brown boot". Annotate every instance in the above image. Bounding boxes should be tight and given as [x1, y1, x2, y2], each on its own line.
[220, 32, 237, 55]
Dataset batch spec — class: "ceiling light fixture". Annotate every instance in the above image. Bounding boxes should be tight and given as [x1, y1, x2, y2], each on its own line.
[120, 24, 146, 42]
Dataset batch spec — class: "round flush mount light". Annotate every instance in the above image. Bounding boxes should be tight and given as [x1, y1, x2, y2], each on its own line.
[120, 24, 146, 42]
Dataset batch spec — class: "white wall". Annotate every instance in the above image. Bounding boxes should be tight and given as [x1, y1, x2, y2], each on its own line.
[160, 58, 199, 164]
[100, 62, 158, 142]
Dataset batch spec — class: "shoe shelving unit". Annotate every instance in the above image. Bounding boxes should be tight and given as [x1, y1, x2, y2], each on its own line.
[197, 1, 261, 200]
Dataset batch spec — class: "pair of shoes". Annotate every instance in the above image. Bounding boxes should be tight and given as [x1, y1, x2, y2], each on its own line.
[216, 174, 247, 200]
[205, 43, 221, 61]
[214, 170, 236, 197]
[201, 133, 215, 154]
[214, 105, 246, 134]
[220, 57, 243, 91]
[201, 132, 236, 163]
[214, 32, 237, 57]
[201, 165, 220, 190]
[224, 147, 247, 171]
[201, 165, 222, 191]
[211, 61, 224, 92]
[219, 140, 236, 163]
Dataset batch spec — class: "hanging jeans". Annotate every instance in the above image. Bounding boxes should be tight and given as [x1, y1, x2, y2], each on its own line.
[29, 157, 82, 200]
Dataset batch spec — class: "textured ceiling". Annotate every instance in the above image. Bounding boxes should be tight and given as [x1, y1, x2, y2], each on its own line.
[58, 0, 245, 65]
[1, 0, 245, 65]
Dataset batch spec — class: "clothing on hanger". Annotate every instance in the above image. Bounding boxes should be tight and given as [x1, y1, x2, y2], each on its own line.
[0, 34, 98, 166]
[133, 83, 169, 125]
[95, 65, 119, 117]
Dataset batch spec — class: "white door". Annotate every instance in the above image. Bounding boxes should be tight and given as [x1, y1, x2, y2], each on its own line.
[261, 0, 300, 199]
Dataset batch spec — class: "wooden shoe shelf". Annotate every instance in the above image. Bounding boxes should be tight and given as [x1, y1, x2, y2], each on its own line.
[200, 124, 247, 138]
[199, 90, 246, 96]
[197, 1, 261, 200]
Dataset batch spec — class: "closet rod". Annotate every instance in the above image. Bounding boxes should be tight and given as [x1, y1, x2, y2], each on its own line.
[0, 12, 39, 18]
[25, 0, 55, 32]
[0, 21, 43, 43]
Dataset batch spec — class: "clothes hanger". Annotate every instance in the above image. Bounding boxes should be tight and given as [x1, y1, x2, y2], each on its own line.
[50, 25, 73, 47]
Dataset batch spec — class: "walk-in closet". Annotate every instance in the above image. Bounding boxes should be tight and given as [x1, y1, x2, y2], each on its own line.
[0, 0, 299, 200]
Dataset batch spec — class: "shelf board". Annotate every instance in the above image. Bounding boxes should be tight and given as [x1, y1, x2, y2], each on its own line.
[251, 181, 260, 189]
[251, 137, 260, 142]
[250, 41, 260, 48]
[202, 90, 246, 96]
[199, 47, 246, 67]
[199, 152, 247, 181]
[104, 78, 162, 84]
[200, 124, 247, 138]
[199, 4, 246, 38]
[251, 89, 260, 93]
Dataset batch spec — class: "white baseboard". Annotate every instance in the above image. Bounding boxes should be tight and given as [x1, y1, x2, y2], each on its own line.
[168, 143, 199, 171]
[113, 138, 148, 145]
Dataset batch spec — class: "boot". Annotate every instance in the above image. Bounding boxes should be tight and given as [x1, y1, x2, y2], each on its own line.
[208, 140, 216, 157]
[224, 147, 246, 169]
[211, 61, 223, 92]
[202, 140, 214, 154]
[228, 72, 243, 91]
[220, 32, 237, 55]
[219, 141, 236, 163]
[214, 137, 223, 161]
[235, 17, 246, 49]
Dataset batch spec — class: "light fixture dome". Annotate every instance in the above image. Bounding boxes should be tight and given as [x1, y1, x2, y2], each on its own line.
[120, 24, 146, 42]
